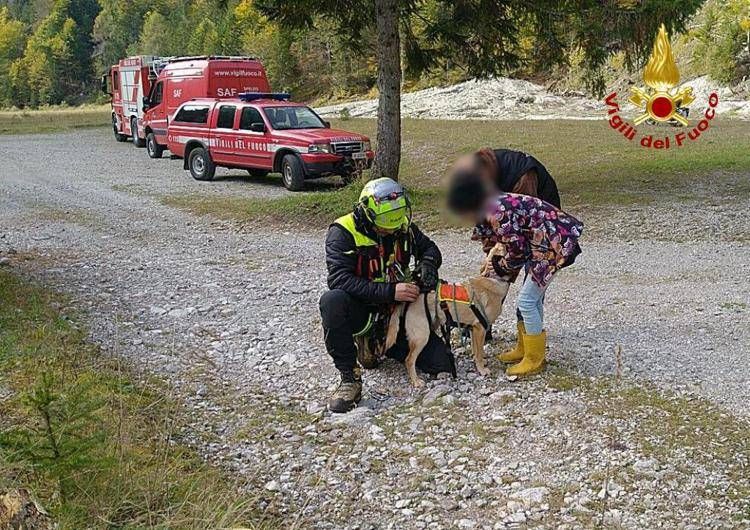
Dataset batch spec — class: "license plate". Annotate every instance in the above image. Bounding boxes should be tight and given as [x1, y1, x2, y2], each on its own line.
[352, 152, 366, 160]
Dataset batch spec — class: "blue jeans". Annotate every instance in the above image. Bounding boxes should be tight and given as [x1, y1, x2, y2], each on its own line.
[517, 274, 549, 335]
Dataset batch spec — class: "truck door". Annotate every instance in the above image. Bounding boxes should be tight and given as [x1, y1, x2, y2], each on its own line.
[147, 81, 167, 143]
[111, 69, 124, 133]
[210, 104, 238, 165]
[237, 106, 273, 170]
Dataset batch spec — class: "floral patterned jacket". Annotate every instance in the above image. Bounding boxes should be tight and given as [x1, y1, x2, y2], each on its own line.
[472, 193, 583, 287]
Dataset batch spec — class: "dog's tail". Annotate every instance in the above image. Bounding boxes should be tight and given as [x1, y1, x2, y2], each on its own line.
[385, 304, 403, 351]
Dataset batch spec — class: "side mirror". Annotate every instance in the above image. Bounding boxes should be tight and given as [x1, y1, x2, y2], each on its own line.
[324, 120, 331, 128]
[142, 96, 150, 111]
[250, 122, 266, 133]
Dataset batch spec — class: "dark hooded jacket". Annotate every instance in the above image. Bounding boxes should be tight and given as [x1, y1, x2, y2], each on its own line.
[493, 149, 561, 208]
[325, 208, 441, 305]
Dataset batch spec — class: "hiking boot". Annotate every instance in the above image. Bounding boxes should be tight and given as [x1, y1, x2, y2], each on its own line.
[355, 336, 380, 369]
[328, 370, 363, 413]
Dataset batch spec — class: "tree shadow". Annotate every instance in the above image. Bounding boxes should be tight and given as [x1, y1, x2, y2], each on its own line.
[213, 170, 344, 191]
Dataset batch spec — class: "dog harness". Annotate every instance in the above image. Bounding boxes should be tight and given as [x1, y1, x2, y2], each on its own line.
[436, 281, 490, 332]
[422, 281, 491, 379]
[438, 282, 471, 304]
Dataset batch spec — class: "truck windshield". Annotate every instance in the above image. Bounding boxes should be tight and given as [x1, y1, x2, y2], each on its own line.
[263, 106, 325, 130]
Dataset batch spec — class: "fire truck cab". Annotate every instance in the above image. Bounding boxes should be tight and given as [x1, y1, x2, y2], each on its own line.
[141, 56, 270, 158]
[167, 93, 374, 191]
[101, 55, 160, 147]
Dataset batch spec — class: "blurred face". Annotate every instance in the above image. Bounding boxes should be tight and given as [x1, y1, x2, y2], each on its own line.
[454, 210, 482, 226]
[451, 155, 475, 175]
[452, 154, 496, 189]
[470, 204, 491, 225]
[447, 162, 494, 226]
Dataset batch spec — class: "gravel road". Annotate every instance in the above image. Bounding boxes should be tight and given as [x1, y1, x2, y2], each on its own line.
[1, 128, 749, 529]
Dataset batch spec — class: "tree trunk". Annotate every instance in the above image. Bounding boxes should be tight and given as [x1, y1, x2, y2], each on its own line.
[373, 0, 401, 180]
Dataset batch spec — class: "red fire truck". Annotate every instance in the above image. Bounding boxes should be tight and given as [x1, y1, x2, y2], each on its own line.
[141, 56, 270, 158]
[102, 56, 270, 153]
[101, 55, 160, 147]
[166, 93, 374, 191]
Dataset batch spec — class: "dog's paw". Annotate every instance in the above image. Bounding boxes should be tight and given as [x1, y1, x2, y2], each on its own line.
[410, 377, 426, 389]
[476, 365, 491, 377]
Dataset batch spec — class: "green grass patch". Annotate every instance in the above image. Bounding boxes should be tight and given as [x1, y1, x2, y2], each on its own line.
[0, 267, 275, 529]
[165, 118, 750, 229]
[0, 105, 110, 135]
[163, 182, 451, 231]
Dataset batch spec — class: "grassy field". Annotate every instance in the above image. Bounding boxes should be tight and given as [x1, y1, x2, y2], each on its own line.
[0, 105, 110, 135]
[0, 266, 274, 529]
[165, 117, 750, 229]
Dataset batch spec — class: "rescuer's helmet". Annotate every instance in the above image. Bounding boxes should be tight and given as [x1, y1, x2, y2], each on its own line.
[358, 178, 411, 230]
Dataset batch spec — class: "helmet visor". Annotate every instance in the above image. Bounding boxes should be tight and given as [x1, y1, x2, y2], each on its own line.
[371, 192, 408, 229]
[374, 207, 407, 229]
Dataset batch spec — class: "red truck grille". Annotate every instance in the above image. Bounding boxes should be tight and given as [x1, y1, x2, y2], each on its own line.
[331, 141, 363, 155]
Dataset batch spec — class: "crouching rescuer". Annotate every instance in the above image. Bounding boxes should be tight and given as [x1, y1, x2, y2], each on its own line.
[320, 178, 452, 413]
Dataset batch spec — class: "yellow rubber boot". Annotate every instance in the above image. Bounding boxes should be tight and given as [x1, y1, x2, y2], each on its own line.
[497, 321, 526, 364]
[506, 331, 546, 377]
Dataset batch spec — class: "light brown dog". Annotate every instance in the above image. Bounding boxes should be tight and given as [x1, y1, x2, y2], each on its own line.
[385, 275, 510, 388]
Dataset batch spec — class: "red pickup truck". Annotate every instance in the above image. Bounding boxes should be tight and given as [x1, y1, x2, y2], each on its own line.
[166, 94, 374, 190]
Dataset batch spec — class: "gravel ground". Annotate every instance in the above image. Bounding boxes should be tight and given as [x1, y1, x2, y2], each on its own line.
[1, 128, 749, 529]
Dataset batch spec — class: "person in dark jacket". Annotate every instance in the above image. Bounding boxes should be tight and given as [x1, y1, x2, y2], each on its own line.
[320, 177, 451, 413]
[453, 148, 561, 208]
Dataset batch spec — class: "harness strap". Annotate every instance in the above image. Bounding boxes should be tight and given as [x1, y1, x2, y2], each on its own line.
[352, 313, 374, 337]
[470, 304, 489, 330]
[439, 300, 456, 327]
[423, 295, 456, 379]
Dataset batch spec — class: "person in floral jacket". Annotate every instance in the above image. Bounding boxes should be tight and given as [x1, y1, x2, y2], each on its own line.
[447, 168, 583, 377]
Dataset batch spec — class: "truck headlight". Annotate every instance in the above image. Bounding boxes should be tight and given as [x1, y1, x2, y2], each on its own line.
[363, 140, 371, 151]
[308, 143, 331, 154]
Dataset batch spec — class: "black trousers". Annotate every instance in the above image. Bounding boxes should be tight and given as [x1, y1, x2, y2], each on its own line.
[319, 289, 453, 375]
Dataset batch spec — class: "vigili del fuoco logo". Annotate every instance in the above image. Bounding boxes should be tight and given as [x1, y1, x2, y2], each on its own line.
[604, 24, 719, 149]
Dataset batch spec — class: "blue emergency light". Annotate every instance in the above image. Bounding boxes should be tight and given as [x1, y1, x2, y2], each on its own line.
[238, 92, 291, 102]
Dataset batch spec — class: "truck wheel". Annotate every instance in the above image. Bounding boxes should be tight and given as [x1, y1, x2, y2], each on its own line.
[113, 116, 127, 142]
[146, 133, 165, 159]
[188, 147, 216, 181]
[247, 169, 269, 178]
[131, 117, 145, 148]
[281, 154, 305, 191]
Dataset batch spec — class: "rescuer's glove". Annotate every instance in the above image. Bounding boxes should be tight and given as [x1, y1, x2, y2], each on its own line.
[418, 257, 439, 292]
